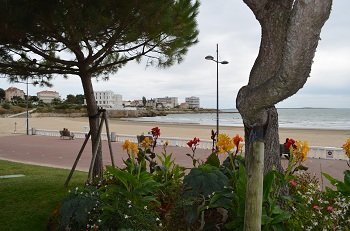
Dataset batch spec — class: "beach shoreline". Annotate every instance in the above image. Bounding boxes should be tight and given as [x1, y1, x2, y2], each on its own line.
[0, 116, 349, 147]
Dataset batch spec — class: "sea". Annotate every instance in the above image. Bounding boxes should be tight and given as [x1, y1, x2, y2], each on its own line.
[126, 108, 350, 130]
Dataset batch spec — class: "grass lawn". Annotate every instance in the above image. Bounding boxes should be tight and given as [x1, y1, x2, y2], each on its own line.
[0, 160, 87, 231]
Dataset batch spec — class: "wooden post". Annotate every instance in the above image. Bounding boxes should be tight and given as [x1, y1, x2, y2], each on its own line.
[103, 111, 115, 167]
[88, 117, 105, 183]
[64, 131, 91, 187]
[244, 140, 264, 231]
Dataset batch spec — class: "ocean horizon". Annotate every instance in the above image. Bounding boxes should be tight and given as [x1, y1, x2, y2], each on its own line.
[126, 108, 350, 130]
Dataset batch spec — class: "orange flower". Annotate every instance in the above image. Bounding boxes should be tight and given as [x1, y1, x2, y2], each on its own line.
[292, 140, 309, 162]
[141, 137, 152, 148]
[122, 140, 139, 155]
[342, 138, 350, 158]
[232, 134, 243, 148]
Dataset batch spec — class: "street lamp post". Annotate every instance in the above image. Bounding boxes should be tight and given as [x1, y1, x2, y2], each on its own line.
[26, 77, 29, 135]
[15, 78, 37, 135]
[205, 44, 229, 144]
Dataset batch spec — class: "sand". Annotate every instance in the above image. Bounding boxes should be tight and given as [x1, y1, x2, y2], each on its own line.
[0, 116, 349, 147]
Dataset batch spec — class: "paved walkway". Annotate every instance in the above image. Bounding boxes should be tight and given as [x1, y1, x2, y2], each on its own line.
[0, 135, 348, 189]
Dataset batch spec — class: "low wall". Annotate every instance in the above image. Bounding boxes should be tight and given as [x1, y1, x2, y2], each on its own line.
[31, 128, 348, 160]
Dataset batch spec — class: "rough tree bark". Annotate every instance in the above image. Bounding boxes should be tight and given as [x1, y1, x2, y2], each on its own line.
[81, 74, 103, 182]
[236, 0, 332, 230]
[238, 0, 333, 171]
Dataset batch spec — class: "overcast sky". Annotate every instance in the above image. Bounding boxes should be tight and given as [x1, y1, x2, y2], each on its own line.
[1, 0, 349, 109]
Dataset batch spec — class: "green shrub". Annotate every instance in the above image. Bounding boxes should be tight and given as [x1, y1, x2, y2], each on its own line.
[2, 102, 10, 109]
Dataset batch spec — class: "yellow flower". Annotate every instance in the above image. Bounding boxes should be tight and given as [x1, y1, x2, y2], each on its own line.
[130, 142, 139, 155]
[217, 134, 234, 154]
[342, 138, 350, 158]
[122, 140, 139, 155]
[122, 140, 131, 151]
[292, 140, 309, 162]
[141, 137, 152, 148]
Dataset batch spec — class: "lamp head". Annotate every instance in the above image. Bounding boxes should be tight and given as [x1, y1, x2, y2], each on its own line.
[221, 61, 229, 64]
[205, 55, 214, 60]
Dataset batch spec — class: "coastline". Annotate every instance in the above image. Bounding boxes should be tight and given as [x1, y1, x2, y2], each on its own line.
[0, 116, 349, 147]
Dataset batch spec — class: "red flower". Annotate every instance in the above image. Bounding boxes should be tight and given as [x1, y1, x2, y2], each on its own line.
[289, 180, 297, 187]
[193, 137, 200, 144]
[233, 134, 243, 147]
[312, 205, 321, 210]
[284, 138, 296, 150]
[187, 140, 194, 148]
[151, 127, 160, 137]
[187, 137, 200, 148]
[326, 206, 334, 212]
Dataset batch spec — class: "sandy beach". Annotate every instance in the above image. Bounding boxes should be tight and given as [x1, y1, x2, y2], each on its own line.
[0, 116, 349, 147]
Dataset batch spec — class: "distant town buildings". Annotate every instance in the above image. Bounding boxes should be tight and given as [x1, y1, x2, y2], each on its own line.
[37, 90, 60, 103]
[5, 87, 25, 101]
[94, 90, 123, 109]
[2, 86, 201, 110]
[185, 96, 200, 109]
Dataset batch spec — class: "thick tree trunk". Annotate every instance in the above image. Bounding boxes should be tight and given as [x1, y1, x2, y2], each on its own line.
[238, 0, 332, 229]
[81, 75, 103, 182]
[244, 107, 282, 173]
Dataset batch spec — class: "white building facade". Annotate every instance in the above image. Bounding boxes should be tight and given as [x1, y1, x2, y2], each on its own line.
[94, 91, 123, 109]
[37, 90, 60, 103]
[185, 96, 200, 109]
[155, 97, 178, 108]
[5, 87, 25, 101]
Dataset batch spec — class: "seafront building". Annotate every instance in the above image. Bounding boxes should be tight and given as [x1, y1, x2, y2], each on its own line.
[5, 87, 25, 101]
[37, 90, 60, 103]
[93, 90, 123, 109]
[155, 96, 178, 109]
[185, 96, 200, 109]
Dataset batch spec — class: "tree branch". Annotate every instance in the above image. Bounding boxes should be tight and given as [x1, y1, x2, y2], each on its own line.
[237, 0, 332, 124]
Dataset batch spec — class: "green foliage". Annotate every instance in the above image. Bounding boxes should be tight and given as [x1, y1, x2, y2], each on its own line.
[63, 94, 85, 105]
[104, 165, 161, 206]
[2, 102, 10, 109]
[183, 164, 228, 198]
[323, 170, 350, 196]
[0, 88, 5, 100]
[59, 186, 100, 230]
[0, 0, 199, 80]
[205, 152, 220, 168]
[261, 171, 290, 231]
[154, 152, 185, 185]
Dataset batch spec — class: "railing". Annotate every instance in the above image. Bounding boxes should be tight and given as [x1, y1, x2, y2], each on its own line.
[32, 128, 348, 160]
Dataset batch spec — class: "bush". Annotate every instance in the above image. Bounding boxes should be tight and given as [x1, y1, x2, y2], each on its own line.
[2, 102, 10, 109]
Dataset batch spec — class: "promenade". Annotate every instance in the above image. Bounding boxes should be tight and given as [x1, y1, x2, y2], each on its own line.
[0, 135, 348, 189]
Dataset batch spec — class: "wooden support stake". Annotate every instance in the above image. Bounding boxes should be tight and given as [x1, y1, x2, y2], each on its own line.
[103, 111, 115, 167]
[88, 117, 105, 183]
[244, 141, 264, 231]
[64, 131, 91, 187]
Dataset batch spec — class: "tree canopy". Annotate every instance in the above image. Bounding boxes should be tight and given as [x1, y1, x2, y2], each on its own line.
[0, 88, 5, 100]
[0, 0, 200, 181]
[0, 0, 199, 81]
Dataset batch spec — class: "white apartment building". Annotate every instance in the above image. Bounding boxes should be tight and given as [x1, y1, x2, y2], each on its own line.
[5, 87, 25, 101]
[155, 96, 178, 108]
[94, 91, 123, 109]
[185, 96, 200, 109]
[37, 90, 60, 103]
